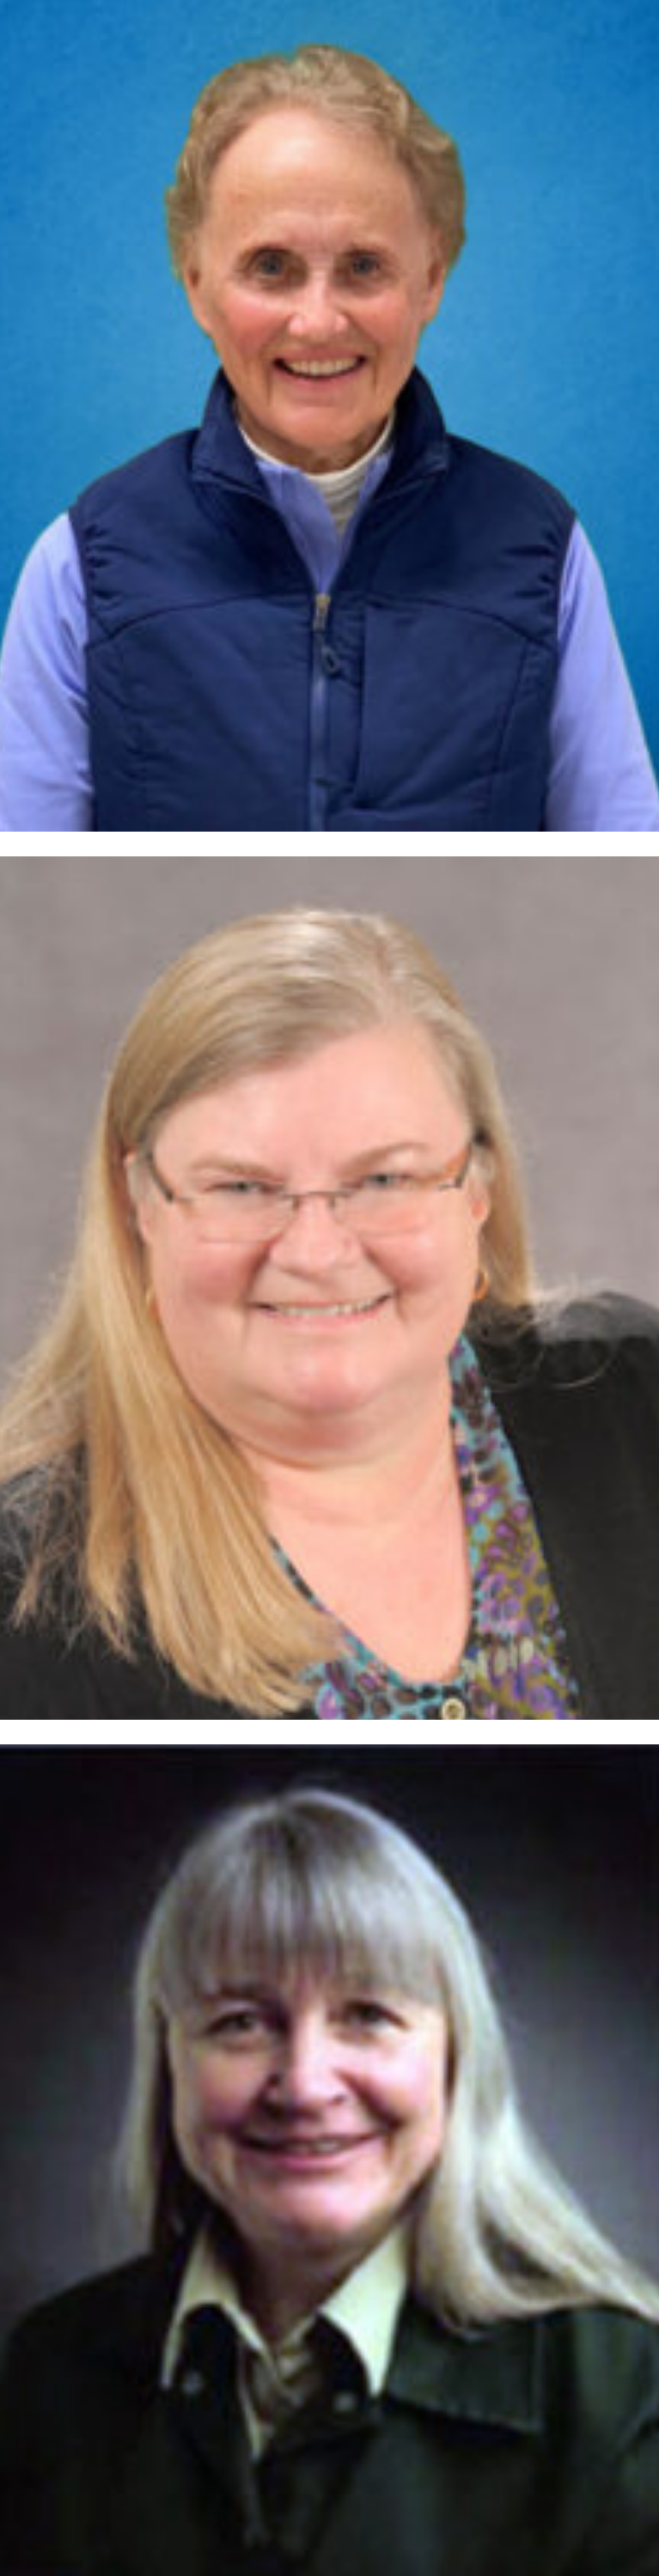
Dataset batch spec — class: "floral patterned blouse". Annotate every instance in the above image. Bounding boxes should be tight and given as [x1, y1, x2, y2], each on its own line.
[290, 1336, 581, 1721]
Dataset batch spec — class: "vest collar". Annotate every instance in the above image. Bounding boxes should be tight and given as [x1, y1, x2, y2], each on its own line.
[191, 366, 449, 501]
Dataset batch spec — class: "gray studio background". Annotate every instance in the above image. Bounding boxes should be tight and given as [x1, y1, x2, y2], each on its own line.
[1, 849, 658, 1376]
[0, 1743, 656, 2342]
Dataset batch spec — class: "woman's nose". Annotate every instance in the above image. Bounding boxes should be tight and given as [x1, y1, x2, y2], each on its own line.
[266, 1192, 354, 1266]
[286, 275, 349, 340]
[266, 2017, 345, 2108]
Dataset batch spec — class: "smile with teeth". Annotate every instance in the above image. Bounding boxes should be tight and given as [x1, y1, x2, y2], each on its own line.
[278, 357, 363, 376]
[257, 1296, 388, 1316]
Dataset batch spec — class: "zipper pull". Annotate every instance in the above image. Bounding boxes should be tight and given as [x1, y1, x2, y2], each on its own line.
[314, 592, 331, 633]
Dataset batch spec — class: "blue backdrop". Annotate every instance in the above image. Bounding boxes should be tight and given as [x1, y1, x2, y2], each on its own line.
[3, 0, 658, 771]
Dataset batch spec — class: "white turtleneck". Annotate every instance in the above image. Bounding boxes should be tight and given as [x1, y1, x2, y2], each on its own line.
[240, 410, 395, 536]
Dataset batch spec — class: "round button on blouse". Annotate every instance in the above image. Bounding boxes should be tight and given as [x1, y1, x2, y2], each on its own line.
[442, 1694, 467, 1719]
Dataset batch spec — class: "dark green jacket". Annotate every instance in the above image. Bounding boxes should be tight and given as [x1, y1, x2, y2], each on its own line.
[1, 2258, 658, 2573]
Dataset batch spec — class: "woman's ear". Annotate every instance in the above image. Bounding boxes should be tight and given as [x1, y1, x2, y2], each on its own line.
[123, 1151, 155, 1247]
[420, 232, 447, 325]
[469, 1176, 492, 1232]
[467, 1141, 494, 1231]
[181, 246, 215, 342]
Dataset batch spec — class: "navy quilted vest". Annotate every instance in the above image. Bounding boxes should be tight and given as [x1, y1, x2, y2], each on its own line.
[70, 369, 574, 830]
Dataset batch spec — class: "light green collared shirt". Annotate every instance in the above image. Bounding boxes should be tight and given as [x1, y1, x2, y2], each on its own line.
[162, 2221, 410, 2456]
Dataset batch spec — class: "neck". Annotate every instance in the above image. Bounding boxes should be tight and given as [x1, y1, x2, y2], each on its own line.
[250, 1378, 455, 1540]
[236, 404, 394, 479]
[244, 2239, 375, 2344]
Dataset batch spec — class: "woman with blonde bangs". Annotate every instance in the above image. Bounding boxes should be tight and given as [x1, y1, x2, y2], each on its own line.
[0, 41, 656, 829]
[1, 904, 659, 1724]
[2, 1788, 658, 2573]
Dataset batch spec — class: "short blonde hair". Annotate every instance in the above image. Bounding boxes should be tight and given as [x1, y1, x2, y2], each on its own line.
[166, 46, 466, 278]
[0, 908, 531, 1713]
[119, 1788, 659, 2327]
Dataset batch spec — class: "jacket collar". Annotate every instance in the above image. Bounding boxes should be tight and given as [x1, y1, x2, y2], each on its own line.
[387, 2298, 542, 2434]
[191, 366, 449, 500]
[99, 2261, 541, 2439]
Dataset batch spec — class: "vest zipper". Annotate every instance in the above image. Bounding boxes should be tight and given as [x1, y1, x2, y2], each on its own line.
[308, 592, 333, 831]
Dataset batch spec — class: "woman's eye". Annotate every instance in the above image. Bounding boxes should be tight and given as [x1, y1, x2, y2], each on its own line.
[348, 252, 381, 279]
[202, 2007, 264, 2038]
[253, 251, 288, 281]
[344, 1998, 397, 2028]
[204, 1180, 270, 1200]
[358, 1171, 412, 1195]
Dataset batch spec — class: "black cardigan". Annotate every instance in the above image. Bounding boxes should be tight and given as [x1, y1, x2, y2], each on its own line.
[1, 1296, 658, 1726]
[1, 2254, 658, 2574]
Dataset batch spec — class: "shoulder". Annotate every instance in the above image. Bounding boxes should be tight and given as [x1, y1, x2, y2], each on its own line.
[404, 372, 574, 535]
[71, 427, 197, 530]
[397, 2294, 659, 2443]
[0, 2257, 178, 2489]
[1, 513, 83, 617]
[534, 2302, 659, 2527]
[479, 1291, 659, 1392]
[0, 1480, 247, 1724]
[537, 1289, 659, 1380]
[540, 1288, 659, 1350]
[0, 1469, 80, 1637]
[0, 1480, 130, 1719]
[445, 426, 575, 535]
[538, 2300, 659, 2415]
[3, 2254, 169, 2377]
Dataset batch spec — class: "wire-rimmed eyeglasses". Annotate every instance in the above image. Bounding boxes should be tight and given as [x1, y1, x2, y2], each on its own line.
[139, 1134, 480, 1244]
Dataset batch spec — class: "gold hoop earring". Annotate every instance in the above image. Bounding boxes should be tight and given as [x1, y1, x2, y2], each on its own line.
[144, 1279, 157, 1315]
[472, 1265, 490, 1304]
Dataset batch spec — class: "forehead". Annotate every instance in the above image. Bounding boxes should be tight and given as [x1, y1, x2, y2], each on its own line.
[203, 105, 425, 245]
[155, 1023, 464, 1167]
[194, 1967, 442, 2014]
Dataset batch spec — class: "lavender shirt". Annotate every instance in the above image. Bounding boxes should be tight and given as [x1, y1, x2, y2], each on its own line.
[0, 439, 657, 829]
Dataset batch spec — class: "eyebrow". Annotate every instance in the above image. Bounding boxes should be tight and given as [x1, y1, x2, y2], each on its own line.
[235, 236, 397, 265]
[183, 1141, 439, 1182]
[185, 1155, 286, 1182]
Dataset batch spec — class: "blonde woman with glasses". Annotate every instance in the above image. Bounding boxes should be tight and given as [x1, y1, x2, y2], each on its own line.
[1, 908, 658, 1723]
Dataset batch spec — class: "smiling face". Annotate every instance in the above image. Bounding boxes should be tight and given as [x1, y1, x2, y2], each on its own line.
[168, 1971, 448, 2324]
[182, 106, 445, 469]
[128, 1022, 491, 1471]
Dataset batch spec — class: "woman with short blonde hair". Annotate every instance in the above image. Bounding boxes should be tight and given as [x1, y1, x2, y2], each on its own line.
[1, 44, 656, 829]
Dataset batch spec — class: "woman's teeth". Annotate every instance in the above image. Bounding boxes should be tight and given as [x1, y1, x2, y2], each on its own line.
[281, 358, 362, 376]
[264, 1297, 384, 1315]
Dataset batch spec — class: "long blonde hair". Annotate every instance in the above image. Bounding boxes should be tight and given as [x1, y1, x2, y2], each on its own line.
[0, 908, 534, 1713]
[119, 1789, 659, 2327]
